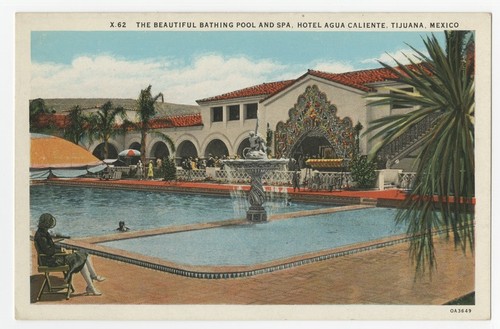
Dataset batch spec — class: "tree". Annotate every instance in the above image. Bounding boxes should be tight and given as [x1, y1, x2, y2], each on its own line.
[88, 101, 126, 159]
[350, 122, 376, 188]
[63, 105, 90, 145]
[29, 98, 54, 133]
[162, 157, 177, 181]
[135, 85, 175, 164]
[350, 155, 376, 188]
[366, 31, 475, 274]
[353, 121, 364, 155]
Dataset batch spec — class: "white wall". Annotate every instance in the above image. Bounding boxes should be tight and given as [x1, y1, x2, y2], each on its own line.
[196, 96, 262, 156]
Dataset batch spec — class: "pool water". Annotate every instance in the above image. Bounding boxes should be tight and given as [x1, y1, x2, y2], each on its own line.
[30, 185, 326, 238]
[100, 207, 405, 266]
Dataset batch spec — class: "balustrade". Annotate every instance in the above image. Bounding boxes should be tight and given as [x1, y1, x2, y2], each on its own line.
[177, 168, 353, 191]
[378, 113, 442, 167]
[176, 169, 208, 181]
[398, 172, 417, 191]
[127, 166, 416, 192]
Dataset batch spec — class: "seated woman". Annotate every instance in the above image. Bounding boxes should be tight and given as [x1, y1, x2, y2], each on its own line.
[34, 213, 105, 296]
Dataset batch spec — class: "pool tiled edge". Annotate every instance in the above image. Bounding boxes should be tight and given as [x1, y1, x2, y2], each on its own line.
[59, 231, 427, 280]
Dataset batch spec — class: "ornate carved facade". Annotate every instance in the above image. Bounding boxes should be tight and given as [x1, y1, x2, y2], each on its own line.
[275, 85, 355, 159]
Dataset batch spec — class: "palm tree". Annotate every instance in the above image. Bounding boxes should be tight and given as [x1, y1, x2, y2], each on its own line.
[63, 105, 90, 145]
[88, 101, 126, 159]
[29, 98, 53, 133]
[135, 85, 175, 164]
[366, 31, 475, 274]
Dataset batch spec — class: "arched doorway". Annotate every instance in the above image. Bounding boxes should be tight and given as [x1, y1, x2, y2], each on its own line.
[129, 142, 141, 151]
[205, 139, 229, 158]
[152, 141, 170, 159]
[290, 131, 332, 160]
[236, 138, 251, 158]
[176, 140, 198, 165]
[92, 142, 118, 160]
[275, 85, 355, 160]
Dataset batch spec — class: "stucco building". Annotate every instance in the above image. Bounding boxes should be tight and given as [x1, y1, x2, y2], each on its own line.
[32, 66, 428, 172]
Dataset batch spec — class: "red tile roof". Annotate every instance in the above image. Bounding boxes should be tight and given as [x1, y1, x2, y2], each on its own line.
[307, 68, 400, 92]
[148, 114, 203, 129]
[32, 113, 69, 129]
[33, 113, 203, 131]
[196, 80, 296, 103]
[197, 65, 429, 103]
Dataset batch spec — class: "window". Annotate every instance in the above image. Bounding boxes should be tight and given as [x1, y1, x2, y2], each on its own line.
[228, 105, 240, 121]
[245, 103, 258, 119]
[212, 107, 223, 122]
[390, 87, 414, 110]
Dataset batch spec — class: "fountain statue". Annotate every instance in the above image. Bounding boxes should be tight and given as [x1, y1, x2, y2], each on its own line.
[247, 130, 267, 159]
[224, 121, 288, 222]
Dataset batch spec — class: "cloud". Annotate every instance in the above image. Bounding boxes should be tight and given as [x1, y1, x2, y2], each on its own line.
[361, 48, 424, 66]
[310, 61, 355, 73]
[31, 54, 378, 104]
[31, 54, 289, 105]
[257, 60, 357, 83]
[164, 54, 287, 102]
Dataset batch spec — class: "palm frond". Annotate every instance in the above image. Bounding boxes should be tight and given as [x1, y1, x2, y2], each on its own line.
[366, 31, 475, 276]
[151, 131, 176, 153]
[135, 85, 175, 163]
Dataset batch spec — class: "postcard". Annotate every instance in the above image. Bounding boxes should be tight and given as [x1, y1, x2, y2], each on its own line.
[15, 12, 491, 320]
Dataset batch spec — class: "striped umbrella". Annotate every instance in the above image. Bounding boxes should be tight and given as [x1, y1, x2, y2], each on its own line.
[118, 149, 141, 157]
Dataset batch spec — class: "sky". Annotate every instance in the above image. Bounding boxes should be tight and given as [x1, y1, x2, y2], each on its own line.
[31, 31, 443, 105]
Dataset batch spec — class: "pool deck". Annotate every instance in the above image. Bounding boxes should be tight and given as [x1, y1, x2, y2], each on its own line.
[30, 178, 475, 309]
[30, 236, 474, 307]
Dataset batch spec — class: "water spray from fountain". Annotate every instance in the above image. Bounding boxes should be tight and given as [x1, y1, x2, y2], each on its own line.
[230, 185, 247, 218]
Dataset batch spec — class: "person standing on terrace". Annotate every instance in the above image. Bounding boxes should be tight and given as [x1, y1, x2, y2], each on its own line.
[147, 160, 154, 180]
[292, 170, 301, 192]
[136, 160, 144, 180]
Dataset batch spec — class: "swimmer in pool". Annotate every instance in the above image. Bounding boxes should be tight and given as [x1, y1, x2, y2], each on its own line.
[116, 221, 130, 232]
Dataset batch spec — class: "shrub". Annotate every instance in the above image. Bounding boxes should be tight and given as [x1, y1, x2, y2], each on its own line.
[350, 155, 376, 188]
[162, 157, 177, 181]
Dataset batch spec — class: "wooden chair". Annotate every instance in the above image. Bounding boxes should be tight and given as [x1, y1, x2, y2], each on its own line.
[35, 248, 75, 301]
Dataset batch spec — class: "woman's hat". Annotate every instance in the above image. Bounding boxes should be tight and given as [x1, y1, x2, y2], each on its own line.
[38, 213, 56, 229]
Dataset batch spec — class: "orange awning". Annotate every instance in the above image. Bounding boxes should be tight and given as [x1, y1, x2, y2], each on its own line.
[31, 133, 102, 169]
[30, 133, 107, 179]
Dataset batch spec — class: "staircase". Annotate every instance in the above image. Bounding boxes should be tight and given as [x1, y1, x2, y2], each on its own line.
[377, 112, 442, 168]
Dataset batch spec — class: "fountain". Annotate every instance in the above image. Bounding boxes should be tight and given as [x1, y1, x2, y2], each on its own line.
[224, 127, 288, 222]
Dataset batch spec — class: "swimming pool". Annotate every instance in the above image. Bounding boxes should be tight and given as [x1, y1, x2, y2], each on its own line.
[100, 207, 405, 267]
[30, 184, 327, 238]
